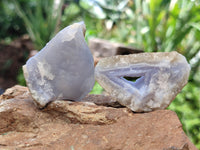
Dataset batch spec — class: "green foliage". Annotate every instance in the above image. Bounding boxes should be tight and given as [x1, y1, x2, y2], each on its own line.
[17, 68, 26, 86]
[0, 0, 26, 41]
[90, 82, 104, 94]
[168, 83, 200, 148]
[12, 0, 64, 50]
[61, 0, 105, 41]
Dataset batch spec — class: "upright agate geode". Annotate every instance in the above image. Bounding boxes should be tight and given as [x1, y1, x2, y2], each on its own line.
[95, 52, 190, 112]
[23, 22, 95, 108]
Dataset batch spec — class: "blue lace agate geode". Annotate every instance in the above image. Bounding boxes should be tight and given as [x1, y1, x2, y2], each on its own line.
[95, 52, 190, 112]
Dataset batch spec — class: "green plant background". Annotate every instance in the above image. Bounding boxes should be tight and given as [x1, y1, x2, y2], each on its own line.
[0, 0, 199, 148]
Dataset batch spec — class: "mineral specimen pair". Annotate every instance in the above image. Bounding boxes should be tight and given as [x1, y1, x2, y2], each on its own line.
[23, 22, 190, 112]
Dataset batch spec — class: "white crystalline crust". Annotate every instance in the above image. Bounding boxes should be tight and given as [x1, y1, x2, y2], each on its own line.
[95, 51, 190, 112]
[23, 22, 95, 108]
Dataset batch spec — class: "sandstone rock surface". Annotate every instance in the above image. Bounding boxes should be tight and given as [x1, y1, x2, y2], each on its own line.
[0, 86, 197, 150]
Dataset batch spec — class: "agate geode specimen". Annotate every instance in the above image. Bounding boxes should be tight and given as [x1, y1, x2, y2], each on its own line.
[23, 22, 95, 108]
[95, 52, 190, 112]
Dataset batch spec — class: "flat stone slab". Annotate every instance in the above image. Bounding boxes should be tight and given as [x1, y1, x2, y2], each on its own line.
[0, 85, 197, 150]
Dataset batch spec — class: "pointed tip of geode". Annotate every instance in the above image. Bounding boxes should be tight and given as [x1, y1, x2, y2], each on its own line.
[76, 21, 86, 35]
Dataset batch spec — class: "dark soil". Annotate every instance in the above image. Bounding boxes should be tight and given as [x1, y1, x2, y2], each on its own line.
[0, 35, 34, 92]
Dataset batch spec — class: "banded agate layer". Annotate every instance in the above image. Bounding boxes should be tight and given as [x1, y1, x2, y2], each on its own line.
[95, 52, 190, 112]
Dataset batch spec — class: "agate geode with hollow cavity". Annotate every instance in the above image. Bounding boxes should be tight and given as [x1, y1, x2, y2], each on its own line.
[95, 52, 190, 112]
[23, 22, 95, 108]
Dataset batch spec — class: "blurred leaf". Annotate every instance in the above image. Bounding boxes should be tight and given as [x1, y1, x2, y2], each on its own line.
[90, 82, 104, 94]
[12, 0, 64, 49]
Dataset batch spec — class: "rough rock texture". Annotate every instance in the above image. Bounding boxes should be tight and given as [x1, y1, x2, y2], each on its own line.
[95, 52, 191, 112]
[23, 22, 95, 108]
[0, 85, 197, 150]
